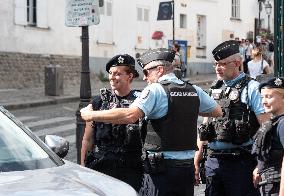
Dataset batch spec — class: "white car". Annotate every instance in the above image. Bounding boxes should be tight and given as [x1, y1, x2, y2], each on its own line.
[0, 106, 138, 196]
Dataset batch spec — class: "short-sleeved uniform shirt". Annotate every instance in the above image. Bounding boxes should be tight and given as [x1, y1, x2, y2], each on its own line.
[131, 73, 218, 159]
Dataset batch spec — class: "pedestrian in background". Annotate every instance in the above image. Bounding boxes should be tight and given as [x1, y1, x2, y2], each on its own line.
[80, 54, 146, 192]
[172, 43, 183, 79]
[252, 77, 284, 195]
[243, 39, 254, 74]
[248, 47, 271, 80]
[195, 40, 270, 196]
[81, 48, 222, 196]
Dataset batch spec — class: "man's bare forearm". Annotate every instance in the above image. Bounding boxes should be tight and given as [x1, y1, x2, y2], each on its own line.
[81, 105, 144, 124]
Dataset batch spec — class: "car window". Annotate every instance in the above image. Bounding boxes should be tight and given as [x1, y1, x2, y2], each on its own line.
[0, 112, 57, 172]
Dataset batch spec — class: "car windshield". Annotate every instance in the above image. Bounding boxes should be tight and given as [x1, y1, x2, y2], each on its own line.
[0, 111, 57, 172]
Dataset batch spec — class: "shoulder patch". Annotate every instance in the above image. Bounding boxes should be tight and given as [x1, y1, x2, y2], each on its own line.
[140, 89, 150, 99]
[133, 91, 141, 98]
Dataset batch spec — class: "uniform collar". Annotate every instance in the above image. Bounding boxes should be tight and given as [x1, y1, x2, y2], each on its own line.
[224, 72, 246, 87]
[158, 73, 184, 84]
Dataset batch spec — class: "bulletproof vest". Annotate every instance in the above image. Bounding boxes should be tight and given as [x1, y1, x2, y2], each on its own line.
[92, 88, 146, 154]
[209, 76, 260, 144]
[144, 81, 200, 151]
[252, 116, 284, 169]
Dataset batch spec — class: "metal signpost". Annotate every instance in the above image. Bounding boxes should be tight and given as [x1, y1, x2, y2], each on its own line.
[274, 0, 284, 76]
[65, 0, 100, 164]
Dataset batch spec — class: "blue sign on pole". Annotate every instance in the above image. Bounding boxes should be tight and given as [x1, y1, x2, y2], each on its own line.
[168, 40, 188, 64]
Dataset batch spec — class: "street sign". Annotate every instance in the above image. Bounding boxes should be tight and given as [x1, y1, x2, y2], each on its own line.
[65, 0, 100, 27]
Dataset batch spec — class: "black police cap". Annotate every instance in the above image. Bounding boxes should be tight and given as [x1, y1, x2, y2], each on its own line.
[137, 48, 175, 68]
[259, 77, 284, 91]
[212, 40, 240, 61]
[106, 54, 139, 78]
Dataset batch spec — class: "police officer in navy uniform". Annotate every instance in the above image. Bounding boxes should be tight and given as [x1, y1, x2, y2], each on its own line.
[80, 54, 147, 192]
[252, 77, 284, 195]
[80, 48, 222, 196]
[194, 40, 270, 196]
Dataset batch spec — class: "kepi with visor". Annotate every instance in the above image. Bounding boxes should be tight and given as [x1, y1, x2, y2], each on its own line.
[212, 40, 240, 61]
[137, 48, 175, 68]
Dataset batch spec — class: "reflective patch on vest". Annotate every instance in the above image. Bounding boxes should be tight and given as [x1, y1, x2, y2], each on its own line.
[170, 91, 198, 96]
[133, 91, 141, 98]
[211, 89, 223, 100]
[229, 89, 239, 101]
[140, 89, 150, 99]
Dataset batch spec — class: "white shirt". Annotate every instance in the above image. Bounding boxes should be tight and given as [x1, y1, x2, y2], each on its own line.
[248, 59, 269, 79]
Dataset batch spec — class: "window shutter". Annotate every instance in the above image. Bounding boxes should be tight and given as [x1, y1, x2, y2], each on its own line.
[37, 0, 48, 28]
[14, 0, 27, 25]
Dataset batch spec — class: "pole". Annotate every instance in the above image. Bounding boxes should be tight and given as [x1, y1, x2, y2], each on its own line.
[268, 14, 270, 33]
[76, 25, 91, 164]
[172, 0, 175, 42]
[258, 1, 262, 37]
[274, 0, 284, 76]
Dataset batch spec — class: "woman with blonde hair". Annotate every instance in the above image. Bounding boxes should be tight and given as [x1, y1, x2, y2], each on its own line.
[248, 47, 271, 79]
[252, 77, 284, 195]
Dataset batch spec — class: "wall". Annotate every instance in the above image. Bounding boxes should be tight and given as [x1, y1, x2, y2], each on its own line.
[0, 52, 82, 89]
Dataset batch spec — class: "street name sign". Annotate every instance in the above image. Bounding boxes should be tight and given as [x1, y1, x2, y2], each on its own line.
[65, 0, 100, 27]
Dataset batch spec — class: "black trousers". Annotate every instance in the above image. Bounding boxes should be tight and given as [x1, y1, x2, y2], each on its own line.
[205, 155, 260, 196]
[139, 160, 195, 196]
[92, 157, 143, 192]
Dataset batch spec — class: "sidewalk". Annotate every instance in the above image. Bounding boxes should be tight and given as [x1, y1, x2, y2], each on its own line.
[1, 73, 216, 110]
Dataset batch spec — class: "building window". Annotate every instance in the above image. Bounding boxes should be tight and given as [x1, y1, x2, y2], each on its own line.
[196, 15, 207, 58]
[100, 1, 112, 16]
[231, 0, 240, 19]
[27, 0, 36, 25]
[180, 14, 187, 28]
[197, 15, 206, 48]
[137, 7, 142, 21]
[137, 7, 149, 21]
[14, 0, 48, 28]
[106, 1, 112, 16]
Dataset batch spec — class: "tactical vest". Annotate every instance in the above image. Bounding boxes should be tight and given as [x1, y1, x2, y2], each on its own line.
[144, 81, 200, 151]
[92, 88, 146, 154]
[252, 116, 284, 169]
[208, 76, 259, 144]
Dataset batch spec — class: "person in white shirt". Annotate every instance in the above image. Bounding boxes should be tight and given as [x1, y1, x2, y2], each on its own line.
[248, 47, 271, 79]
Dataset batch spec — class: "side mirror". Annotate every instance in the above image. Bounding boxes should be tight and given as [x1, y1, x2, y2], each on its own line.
[45, 135, 69, 158]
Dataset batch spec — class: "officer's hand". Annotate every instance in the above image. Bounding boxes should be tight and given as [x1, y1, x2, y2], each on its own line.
[194, 164, 200, 186]
[253, 167, 262, 188]
[80, 105, 94, 121]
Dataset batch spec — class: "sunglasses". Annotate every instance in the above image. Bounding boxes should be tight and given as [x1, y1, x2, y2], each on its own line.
[143, 65, 159, 77]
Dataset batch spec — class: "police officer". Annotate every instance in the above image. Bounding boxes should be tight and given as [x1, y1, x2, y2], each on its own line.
[194, 40, 270, 196]
[80, 54, 146, 192]
[81, 48, 222, 196]
[252, 77, 284, 195]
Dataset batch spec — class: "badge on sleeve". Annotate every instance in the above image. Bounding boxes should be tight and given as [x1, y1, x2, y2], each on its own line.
[140, 89, 150, 99]
[229, 89, 239, 101]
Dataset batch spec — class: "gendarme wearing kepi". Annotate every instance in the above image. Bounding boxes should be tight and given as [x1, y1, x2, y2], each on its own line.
[106, 54, 139, 78]
[259, 77, 284, 90]
[137, 48, 175, 68]
[212, 40, 240, 61]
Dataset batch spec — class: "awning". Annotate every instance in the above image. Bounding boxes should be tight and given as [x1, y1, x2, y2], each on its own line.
[152, 31, 164, 40]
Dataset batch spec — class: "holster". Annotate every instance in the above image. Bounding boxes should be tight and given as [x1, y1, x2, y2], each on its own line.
[143, 152, 167, 174]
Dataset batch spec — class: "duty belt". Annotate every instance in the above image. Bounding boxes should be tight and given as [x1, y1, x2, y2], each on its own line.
[165, 159, 194, 167]
[208, 147, 251, 158]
